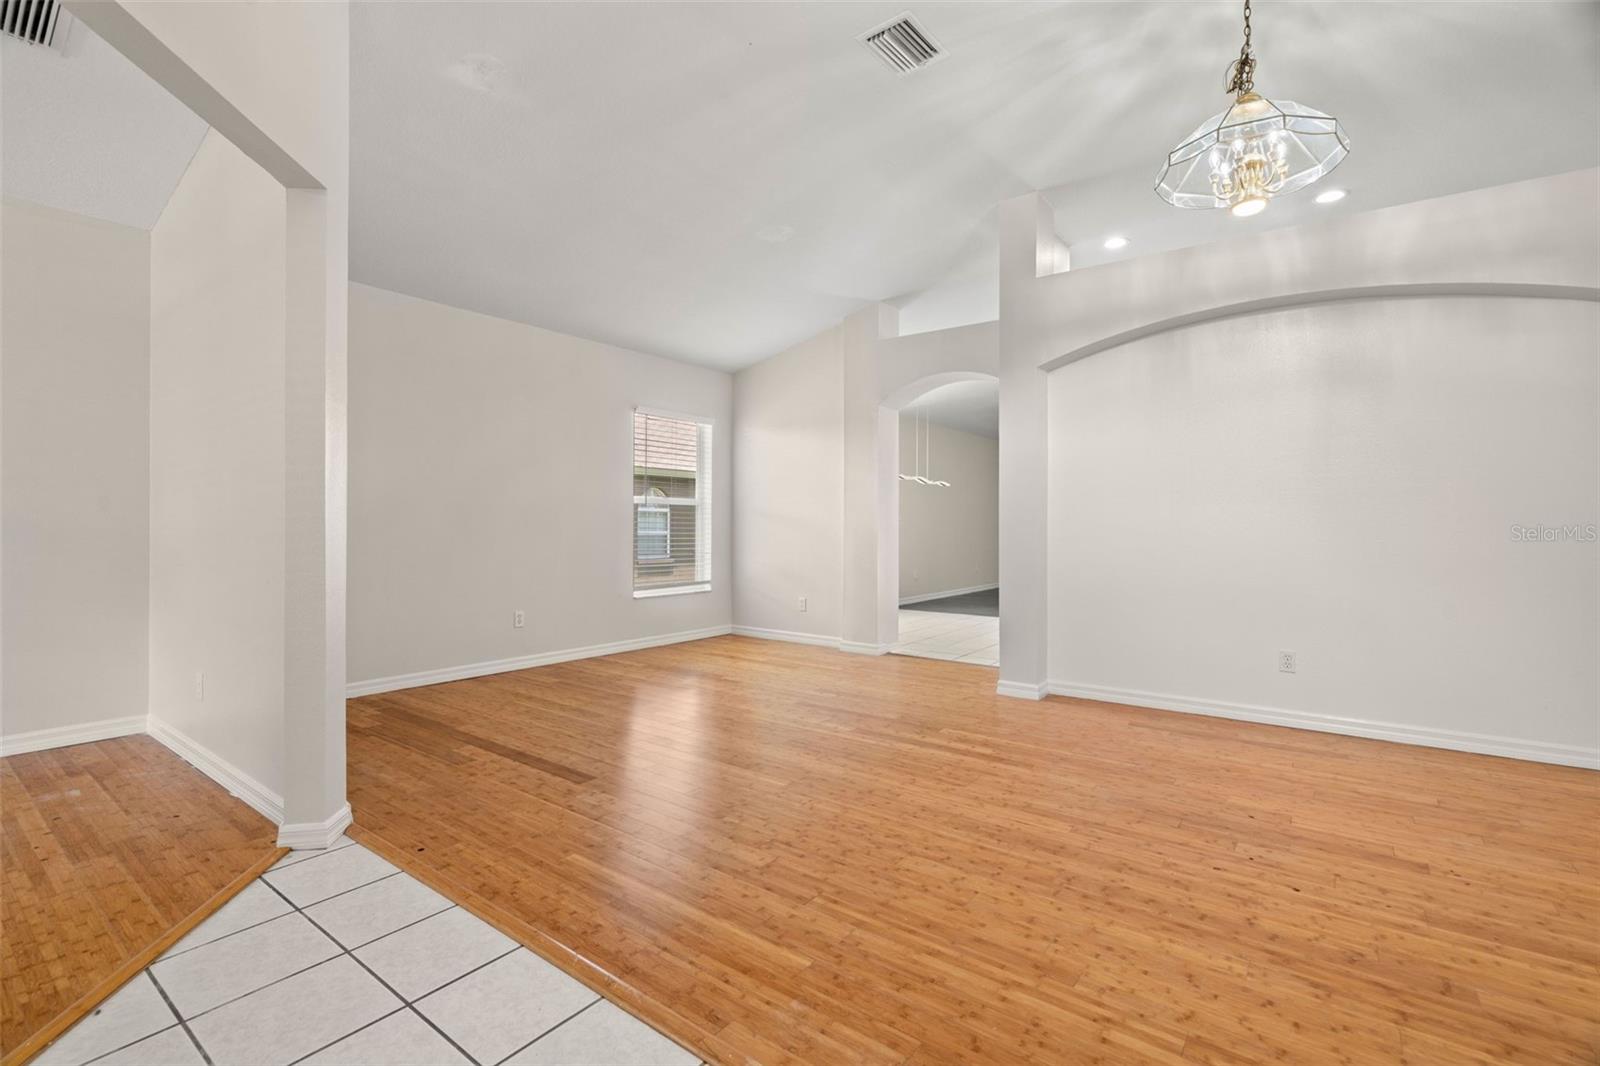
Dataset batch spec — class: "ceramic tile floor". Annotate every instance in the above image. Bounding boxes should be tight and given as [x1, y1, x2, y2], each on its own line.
[891, 609, 999, 666]
[35, 838, 703, 1066]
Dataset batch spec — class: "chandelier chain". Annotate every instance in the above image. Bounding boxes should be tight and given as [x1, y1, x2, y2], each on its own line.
[1225, 0, 1256, 97]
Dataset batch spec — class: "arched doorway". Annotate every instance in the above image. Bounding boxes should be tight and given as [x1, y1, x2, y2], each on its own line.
[880, 371, 999, 667]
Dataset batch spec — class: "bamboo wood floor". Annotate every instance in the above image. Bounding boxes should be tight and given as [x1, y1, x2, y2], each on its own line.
[1, 735, 281, 1062]
[343, 634, 1595, 1064]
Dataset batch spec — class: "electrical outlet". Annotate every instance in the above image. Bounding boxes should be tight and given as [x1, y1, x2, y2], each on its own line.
[1278, 650, 1297, 674]
[513, 610, 525, 629]
[193, 671, 204, 700]
[798, 596, 807, 612]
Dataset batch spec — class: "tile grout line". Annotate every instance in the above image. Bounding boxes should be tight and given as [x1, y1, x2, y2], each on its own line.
[78, 1022, 184, 1066]
[282, 1005, 410, 1066]
[159, 867, 409, 963]
[260, 875, 491, 1066]
[490, 996, 604, 1066]
[144, 969, 214, 1066]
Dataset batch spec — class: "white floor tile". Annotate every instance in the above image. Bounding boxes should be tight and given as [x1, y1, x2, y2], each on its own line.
[186, 956, 400, 1066]
[33, 974, 175, 1066]
[415, 949, 598, 1066]
[301, 1008, 470, 1066]
[160, 882, 293, 960]
[93, 1026, 205, 1066]
[353, 906, 514, 1001]
[263, 843, 398, 908]
[504, 1000, 699, 1066]
[304, 873, 451, 949]
[269, 835, 357, 871]
[151, 912, 340, 1018]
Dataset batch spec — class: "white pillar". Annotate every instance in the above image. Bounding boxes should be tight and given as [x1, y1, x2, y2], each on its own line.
[280, 186, 350, 846]
[996, 193, 1061, 699]
[839, 303, 898, 653]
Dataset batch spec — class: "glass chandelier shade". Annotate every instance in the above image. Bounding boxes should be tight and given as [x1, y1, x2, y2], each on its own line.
[1156, 92, 1349, 215]
[1155, 0, 1349, 216]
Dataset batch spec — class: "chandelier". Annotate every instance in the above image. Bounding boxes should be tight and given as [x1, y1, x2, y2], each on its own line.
[1155, 0, 1349, 217]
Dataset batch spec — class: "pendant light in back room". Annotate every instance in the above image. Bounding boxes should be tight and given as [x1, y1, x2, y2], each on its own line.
[897, 406, 950, 488]
[1155, 0, 1349, 217]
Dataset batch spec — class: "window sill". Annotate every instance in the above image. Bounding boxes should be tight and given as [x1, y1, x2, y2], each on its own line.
[633, 583, 711, 600]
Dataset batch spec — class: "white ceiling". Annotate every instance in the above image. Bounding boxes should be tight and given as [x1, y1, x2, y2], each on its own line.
[351, 1, 1600, 369]
[1, 18, 207, 230]
[910, 379, 999, 440]
[5, 4, 1593, 363]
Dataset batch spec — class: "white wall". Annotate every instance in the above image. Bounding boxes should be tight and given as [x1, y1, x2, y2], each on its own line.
[1, 199, 150, 748]
[1048, 295, 1598, 764]
[898, 418, 998, 602]
[148, 130, 287, 802]
[732, 326, 844, 642]
[348, 283, 732, 688]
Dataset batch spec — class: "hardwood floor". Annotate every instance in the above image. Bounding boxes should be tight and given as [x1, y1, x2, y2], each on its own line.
[1, 735, 282, 1063]
[347, 636, 1600, 1065]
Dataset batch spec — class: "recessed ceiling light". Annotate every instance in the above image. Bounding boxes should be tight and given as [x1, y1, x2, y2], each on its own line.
[1315, 188, 1348, 204]
[1102, 235, 1129, 250]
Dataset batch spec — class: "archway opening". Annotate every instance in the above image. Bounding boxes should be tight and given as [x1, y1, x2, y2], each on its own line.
[881, 374, 999, 667]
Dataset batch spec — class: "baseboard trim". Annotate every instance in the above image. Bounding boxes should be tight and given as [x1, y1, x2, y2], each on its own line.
[147, 716, 286, 823]
[730, 625, 839, 648]
[838, 641, 890, 656]
[0, 715, 146, 757]
[996, 679, 1048, 701]
[277, 803, 353, 850]
[347, 624, 734, 697]
[1047, 680, 1600, 769]
[898, 582, 998, 607]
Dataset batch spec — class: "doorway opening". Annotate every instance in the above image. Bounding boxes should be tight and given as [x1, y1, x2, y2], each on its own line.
[889, 378, 999, 666]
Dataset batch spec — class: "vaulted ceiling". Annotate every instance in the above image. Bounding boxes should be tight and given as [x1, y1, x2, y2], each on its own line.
[6, 3, 1595, 371]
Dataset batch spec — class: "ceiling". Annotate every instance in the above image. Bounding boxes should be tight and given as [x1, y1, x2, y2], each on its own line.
[351, 1, 1599, 369]
[909, 379, 999, 440]
[4, 4, 1594, 367]
[1, 17, 206, 229]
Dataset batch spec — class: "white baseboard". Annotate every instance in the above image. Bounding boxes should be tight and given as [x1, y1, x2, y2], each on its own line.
[1047, 680, 1600, 769]
[838, 641, 890, 656]
[730, 625, 839, 648]
[996, 679, 1047, 701]
[147, 716, 285, 823]
[899, 582, 998, 607]
[347, 624, 734, 698]
[277, 802, 353, 850]
[0, 715, 146, 757]
[732, 627, 885, 655]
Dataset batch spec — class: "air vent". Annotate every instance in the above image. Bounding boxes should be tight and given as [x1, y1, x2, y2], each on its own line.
[2, 0, 67, 47]
[859, 13, 944, 75]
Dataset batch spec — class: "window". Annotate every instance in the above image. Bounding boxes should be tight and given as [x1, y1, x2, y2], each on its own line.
[632, 409, 712, 596]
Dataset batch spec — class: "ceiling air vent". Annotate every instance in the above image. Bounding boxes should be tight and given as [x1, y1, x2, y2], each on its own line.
[2, 0, 67, 47]
[859, 13, 945, 75]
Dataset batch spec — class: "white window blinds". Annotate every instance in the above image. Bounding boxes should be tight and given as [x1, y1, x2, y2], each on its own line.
[632, 409, 712, 596]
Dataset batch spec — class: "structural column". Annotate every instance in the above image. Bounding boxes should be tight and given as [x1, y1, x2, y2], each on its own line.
[996, 193, 1064, 698]
[839, 303, 899, 653]
[281, 185, 350, 845]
